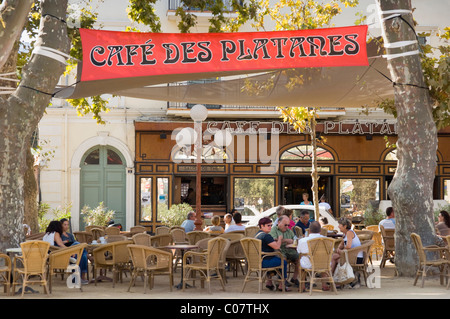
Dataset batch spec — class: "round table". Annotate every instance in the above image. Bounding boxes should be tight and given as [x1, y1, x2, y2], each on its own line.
[163, 244, 198, 289]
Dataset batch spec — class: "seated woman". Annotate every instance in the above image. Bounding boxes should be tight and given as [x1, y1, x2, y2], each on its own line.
[60, 218, 89, 284]
[255, 217, 289, 291]
[43, 220, 66, 248]
[282, 209, 296, 230]
[331, 217, 363, 288]
[205, 215, 224, 234]
[436, 211, 450, 237]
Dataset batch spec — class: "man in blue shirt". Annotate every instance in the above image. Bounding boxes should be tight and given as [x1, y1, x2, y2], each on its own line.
[378, 207, 395, 230]
[294, 210, 311, 236]
[181, 211, 196, 233]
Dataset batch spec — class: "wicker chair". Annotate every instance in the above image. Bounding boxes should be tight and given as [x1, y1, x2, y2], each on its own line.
[320, 228, 328, 237]
[90, 227, 106, 241]
[182, 237, 228, 294]
[150, 234, 173, 249]
[294, 226, 304, 238]
[170, 228, 188, 271]
[155, 226, 170, 235]
[244, 226, 260, 238]
[127, 244, 174, 293]
[239, 238, 285, 293]
[338, 240, 375, 287]
[0, 253, 11, 296]
[132, 233, 152, 246]
[48, 243, 88, 293]
[219, 232, 244, 241]
[355, 230, 374, 242]
[74, 231, 93, 244]
[410, 233, 450, 288]
[85, 225, 105, 233]
[106, 235, 128, 243]
[190, 238, 246, 285]
[170, 226, 185, 231]
[187, 231, 210, 245]
[380, 225, 395, 268]
[130, 225, 147, 235]
[226, 239, 247, 277]
[299, 237, 337, 295]
[12, 240, 50, 297]
[105, 227, 121, 236]
[92, 240, 131, 288]
[25, 232, 45, 240]
[444, 235, 450, 247]
[196, 238, 212, 251]
[170, 228, 188, 244]
[365, 225, 383, 260]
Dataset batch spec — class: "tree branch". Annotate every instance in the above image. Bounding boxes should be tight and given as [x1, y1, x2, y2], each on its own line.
[0, 0, 34, 69]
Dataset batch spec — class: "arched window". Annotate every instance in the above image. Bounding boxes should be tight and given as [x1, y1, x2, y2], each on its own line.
[384, 149, 397, 161]
[280, 145, 334, 161]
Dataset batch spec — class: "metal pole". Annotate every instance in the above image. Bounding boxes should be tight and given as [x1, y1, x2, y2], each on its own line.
[194, 120, 203, 231]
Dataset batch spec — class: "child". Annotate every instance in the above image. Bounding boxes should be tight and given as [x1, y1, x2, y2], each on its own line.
[205, 215, 224, 234]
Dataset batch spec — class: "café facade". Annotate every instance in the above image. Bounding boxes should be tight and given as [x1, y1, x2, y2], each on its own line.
[133, 116, 450, 232]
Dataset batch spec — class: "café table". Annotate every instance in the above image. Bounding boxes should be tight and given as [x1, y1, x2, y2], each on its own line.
[163, 244, 198, 289]
[327, 232, 343, 238]
[86, 241, 113, 283]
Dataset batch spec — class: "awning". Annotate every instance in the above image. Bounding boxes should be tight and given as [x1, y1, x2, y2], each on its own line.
[54, 40, 393, 108]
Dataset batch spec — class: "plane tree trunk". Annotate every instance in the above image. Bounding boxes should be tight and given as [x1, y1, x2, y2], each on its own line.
[376, 0, 438, 276]
[0, 0, 70, 251]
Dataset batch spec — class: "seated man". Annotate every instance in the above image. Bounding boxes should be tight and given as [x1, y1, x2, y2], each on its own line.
[296, 221, 329, 291]
[269, 215, 299, 286]
[224, 212, 246, 233]
[180, 211, 196, 233]
[379, 207, 395, 230]
[295, 210, 311, 235]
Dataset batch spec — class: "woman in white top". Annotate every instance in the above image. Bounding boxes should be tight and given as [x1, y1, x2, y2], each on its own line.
[42, 220, 66, 248]
[331, 217, 363, 274]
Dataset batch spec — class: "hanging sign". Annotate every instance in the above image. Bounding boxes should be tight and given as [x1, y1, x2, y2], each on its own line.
[80, 25, 368, 82]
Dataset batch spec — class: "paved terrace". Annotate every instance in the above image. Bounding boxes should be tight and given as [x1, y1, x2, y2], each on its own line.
[2, 259, 448, 300]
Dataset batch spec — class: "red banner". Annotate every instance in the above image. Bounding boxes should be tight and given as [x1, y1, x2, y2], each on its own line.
[80, 25, 368, 82]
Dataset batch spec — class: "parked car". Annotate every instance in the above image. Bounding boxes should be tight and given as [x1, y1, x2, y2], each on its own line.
[244, 204, 339, 231]
[236, 205, 261, 223]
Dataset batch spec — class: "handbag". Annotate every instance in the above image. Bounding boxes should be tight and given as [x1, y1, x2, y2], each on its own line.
[333, 250, 355, 285]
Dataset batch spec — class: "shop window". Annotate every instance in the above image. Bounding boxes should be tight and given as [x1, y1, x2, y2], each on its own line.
[339, 178, 380, 218]
[280, 145, 333, 161]
[444, 180, 450, 202]
[181, 177, 226, 205]
[157, 178, 169, 221]
[234, 178, 275, 213]
[140, 177, 152, 221]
